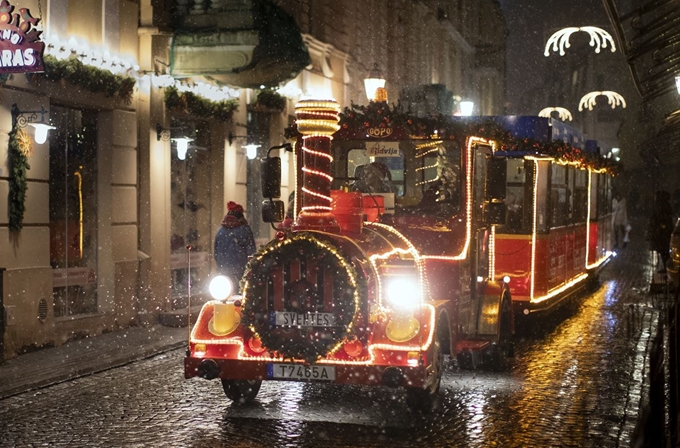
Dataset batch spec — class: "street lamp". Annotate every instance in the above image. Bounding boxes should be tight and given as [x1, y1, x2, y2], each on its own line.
[172, 137, 193, 160]
[244, 143, 261, 160]
[11, 103, 56, 144]
[459, 101, 475, 116]
[156, 123, 194, 160]
[364, 63, 386, 101]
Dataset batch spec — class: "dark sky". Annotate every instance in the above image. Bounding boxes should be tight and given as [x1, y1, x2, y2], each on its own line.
[498, 0, 613, 113]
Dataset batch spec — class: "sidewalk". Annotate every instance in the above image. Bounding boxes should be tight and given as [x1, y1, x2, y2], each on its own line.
[0, 324, 188, 399]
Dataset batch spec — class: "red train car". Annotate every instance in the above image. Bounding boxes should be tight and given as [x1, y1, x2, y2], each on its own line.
[184, 99, 617, 409]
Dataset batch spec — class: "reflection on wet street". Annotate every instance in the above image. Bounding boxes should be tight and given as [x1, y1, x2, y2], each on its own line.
[0, 248, 661, 448]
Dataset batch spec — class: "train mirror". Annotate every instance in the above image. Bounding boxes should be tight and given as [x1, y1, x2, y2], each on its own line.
[261, 156, 282, 199]
[484, 201, 506, 225]
[485, 157, 507, 201]
[262, 199, 285, 223]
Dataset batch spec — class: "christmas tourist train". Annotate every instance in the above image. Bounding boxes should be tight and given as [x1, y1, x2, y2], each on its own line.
[184, 98, 616, 409]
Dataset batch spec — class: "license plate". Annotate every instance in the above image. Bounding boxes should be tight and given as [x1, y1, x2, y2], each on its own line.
[274, 311, 336, 327]
[268, 363, 336, 381]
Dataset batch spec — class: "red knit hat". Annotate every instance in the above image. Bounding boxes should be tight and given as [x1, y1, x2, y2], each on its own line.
[227, 201, 244, 216]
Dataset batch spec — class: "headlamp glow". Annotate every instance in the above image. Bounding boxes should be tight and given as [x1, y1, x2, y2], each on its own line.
[209, 275, 233, 301]
[385, 277, 421, 310]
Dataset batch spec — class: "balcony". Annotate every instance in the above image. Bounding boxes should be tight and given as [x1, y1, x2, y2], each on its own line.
[170, 0, 310, 88]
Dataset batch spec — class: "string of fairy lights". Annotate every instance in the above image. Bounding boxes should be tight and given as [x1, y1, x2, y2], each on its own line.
[41, 35, 242, 103]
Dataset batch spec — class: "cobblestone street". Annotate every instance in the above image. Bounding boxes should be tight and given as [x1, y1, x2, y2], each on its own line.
[0, 240, 664, 447]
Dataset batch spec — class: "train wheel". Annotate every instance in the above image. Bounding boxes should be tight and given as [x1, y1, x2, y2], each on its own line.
[221, 379, 262, 404]
[406, 335, 443, 412]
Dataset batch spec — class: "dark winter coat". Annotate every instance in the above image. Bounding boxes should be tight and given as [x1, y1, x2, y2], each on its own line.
[214, 223, 256, 285]
[647, 195, 674, 253]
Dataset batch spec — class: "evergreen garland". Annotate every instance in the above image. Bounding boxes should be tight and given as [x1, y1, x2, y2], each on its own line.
[7, 128, 30, 231]
[164, 86, 239, 121]
[285, 101, 622, 175]
[26, 55, 136, 104]
[251, 89, 287, 112]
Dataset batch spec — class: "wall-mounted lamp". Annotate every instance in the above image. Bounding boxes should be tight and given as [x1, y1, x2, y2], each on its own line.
[156, 123, 194, 160]
[11, 103, 56, 144]
[228, 131, 261, 160]
[364, 63, 386, 101]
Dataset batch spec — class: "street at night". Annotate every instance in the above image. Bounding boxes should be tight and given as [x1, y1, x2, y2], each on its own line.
[1, 1, 679, 447]
[0, 242, 665, 447]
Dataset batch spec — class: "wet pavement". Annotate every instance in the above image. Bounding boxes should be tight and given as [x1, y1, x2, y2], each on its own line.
[0, 234, 668, 447]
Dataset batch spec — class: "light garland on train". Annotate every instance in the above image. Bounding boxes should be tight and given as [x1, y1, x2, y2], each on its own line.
[489, 225, 496, 280]
[529, 158, 540, 300]
[294, 100, 341, 218]
[419, 137, 494, 262]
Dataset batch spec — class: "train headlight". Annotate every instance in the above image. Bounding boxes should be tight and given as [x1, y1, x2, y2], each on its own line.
[208, 276, 240, 336]
[385, 277, 421, 310]
[209, 275, 233, 301]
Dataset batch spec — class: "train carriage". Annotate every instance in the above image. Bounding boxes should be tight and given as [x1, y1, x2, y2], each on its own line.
[184, 99, 617, 410]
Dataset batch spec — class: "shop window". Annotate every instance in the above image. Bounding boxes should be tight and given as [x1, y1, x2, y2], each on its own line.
[170, 139, 212, 306]
[49, 107, 98, 318]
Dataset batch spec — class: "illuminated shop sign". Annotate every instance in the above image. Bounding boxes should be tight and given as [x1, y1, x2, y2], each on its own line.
[0, 0, 45, 74]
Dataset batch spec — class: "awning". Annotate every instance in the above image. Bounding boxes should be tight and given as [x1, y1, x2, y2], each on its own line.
[170, 0, 310, 89]
[639, 109, 680, 163]
[603, 0, 680, 101]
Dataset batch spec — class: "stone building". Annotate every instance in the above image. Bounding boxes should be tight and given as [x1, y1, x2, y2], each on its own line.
[0, 0, 505, 360]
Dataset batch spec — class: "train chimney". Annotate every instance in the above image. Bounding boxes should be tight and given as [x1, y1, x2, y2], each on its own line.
[292, 99, 341, 233]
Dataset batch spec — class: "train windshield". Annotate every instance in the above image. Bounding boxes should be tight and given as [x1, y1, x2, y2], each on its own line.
[332, 139, 462, 214]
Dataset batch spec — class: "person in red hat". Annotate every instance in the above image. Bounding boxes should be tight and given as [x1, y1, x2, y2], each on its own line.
[214, 201, 256, 290]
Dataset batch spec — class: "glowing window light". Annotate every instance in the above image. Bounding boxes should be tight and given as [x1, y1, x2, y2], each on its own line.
[544, 26, 616, 56]
[74, 171, 83, 258]
[538, 107, 573, 122]
[578, 91, 626, 111]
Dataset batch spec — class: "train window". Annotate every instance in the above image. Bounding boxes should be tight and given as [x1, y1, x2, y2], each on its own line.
[535, 160, 550, 233]
[403, 140, 461, 214]
[572, 169, 588, 223]
[347, 141, 404, 196]
[500, 158, 526, 233]
[550, 164, 570, 227]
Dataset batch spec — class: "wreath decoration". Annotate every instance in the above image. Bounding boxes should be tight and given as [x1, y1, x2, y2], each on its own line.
[241, 233, 363, 362]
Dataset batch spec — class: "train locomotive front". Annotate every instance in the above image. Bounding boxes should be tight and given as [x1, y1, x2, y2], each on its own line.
[184, 99, 446, 408]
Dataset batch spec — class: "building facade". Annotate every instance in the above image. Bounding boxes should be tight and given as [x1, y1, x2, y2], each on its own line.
[0, 0, 506, 361]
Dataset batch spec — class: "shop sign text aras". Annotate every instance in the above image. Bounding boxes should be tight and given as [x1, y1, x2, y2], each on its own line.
[0, 0, 44, 74]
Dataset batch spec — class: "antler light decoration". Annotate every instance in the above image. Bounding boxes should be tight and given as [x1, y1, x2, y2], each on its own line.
[538, 107, 573, 122]
[578, 91, 626, 111]
[544, 26, 616, 56]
